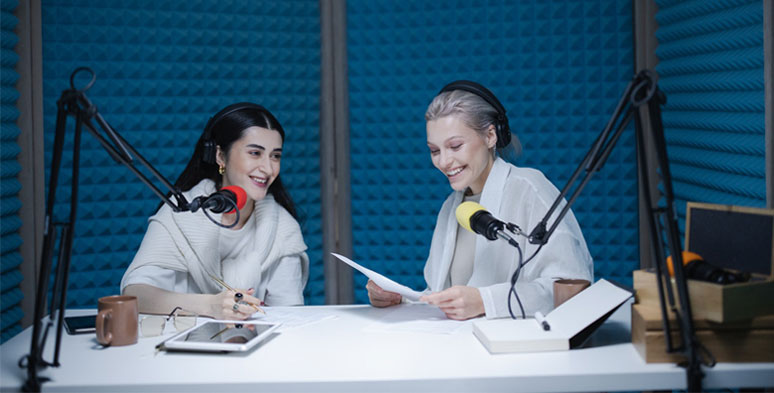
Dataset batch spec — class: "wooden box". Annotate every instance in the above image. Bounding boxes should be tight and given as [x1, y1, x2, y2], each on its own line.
[686, 202, 774, 277]
[631, 304, 774, 363]
[634, 202, 774, 323]
[633, 269, 774, 323]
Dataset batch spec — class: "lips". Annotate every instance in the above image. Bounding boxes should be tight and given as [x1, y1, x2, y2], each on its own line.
[250, 176, 269, 188]
[446, 166, 465, 179]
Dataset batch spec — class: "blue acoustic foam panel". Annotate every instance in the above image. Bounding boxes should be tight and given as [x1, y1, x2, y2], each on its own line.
[655, 0, 766, 233]
[347, 0, 636, 303]
[41, 0, 323, 307]
[1, 0, 24, 343]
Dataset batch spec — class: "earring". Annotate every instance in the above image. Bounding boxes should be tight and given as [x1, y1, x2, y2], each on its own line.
[218, 166, 225, 175]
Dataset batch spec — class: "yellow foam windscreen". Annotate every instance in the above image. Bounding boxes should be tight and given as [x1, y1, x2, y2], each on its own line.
[455, 201, 486, 233]
[666, 250, 703, 276]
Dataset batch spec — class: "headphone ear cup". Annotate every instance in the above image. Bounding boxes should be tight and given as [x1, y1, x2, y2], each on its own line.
[440, 80, 511, 149]
[199, 102, 272, 166]
[202, 139, 217, 164]
[495, 117, 511, 149]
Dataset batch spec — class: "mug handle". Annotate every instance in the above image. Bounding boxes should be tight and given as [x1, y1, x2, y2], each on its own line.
[96, 309, 113, 345]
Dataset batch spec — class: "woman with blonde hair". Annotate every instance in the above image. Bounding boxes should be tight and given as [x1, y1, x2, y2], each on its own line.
[367, 81, 593, 320]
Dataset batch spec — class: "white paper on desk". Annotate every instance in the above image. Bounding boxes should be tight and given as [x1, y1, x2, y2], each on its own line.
[331, 253, 424, 301]
[363, 303, 468, 335]
[250, 307, 336, 331]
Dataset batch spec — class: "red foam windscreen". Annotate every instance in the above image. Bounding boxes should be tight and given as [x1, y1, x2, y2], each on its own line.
[222, 185, 247, 213]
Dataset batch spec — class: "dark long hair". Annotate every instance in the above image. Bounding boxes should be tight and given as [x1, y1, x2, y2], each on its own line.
[165, 104, 297, 218]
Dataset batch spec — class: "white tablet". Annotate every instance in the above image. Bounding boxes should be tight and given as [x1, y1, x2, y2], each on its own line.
[163, 320, 281, 352]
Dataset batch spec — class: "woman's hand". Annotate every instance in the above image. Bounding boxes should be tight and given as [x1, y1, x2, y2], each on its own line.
[212, 288, 263, 320]
[420, 286, 484, 320]
[366, 280, 402, 307]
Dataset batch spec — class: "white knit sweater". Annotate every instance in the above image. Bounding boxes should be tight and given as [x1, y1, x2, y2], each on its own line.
[120, 179, 309, 305]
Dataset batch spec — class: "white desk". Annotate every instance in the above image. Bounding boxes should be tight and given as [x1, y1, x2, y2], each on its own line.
[2, 303, 773, 392]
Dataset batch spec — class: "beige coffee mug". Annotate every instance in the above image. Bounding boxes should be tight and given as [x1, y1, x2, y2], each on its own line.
[96, 295, 138, 346]
[553, 279, 591, 308]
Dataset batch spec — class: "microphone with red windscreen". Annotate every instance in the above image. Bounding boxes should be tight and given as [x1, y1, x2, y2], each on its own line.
[189, 185, 247, 214]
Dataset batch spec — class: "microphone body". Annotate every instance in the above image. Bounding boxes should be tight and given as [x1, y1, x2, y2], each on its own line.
[189, 185, 247, 214]
[666, 251, 750, 285]
[456, 201, 519, 248]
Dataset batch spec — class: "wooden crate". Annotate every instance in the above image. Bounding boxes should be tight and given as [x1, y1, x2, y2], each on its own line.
[686, 202, 773, 277]
[631, 304, 774, 363]
[633, 269, 774, 323]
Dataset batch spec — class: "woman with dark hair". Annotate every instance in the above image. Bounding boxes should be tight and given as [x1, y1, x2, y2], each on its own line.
[122, 103, 308, 320]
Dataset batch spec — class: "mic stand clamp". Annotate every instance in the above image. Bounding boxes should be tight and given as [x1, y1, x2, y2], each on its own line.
[505, 222, 525, 238]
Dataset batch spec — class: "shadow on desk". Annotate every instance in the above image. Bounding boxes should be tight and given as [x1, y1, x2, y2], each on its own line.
[582, 320, 630, 348]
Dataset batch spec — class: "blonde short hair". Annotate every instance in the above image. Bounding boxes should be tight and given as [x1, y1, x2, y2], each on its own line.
[425, 89, 521, 158]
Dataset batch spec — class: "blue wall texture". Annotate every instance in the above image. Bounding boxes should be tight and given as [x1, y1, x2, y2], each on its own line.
[655, 0, 767, 235]
[39, 0, 324, 307]
[347, 0, 638, 303]
[1, 0, 24, 343]
[5, 1, 769, 344]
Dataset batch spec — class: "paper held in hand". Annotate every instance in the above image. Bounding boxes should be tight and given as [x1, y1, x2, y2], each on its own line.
[331, 253, 424, 301]
[472, 279, 633, 354]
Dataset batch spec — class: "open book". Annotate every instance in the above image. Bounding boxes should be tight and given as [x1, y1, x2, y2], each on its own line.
[472, 279, 632, 353]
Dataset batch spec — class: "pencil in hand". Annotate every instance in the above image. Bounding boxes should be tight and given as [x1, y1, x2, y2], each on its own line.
[208, 273, 266, 314]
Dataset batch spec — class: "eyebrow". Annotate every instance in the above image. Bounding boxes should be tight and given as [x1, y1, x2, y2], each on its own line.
[246, 144, 282, 152]
[427, 135, 465, 145]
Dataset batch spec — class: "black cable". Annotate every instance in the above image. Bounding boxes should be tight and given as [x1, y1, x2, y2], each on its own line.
[507, 244, 544, 319]
[201, 198, 240, 229]
[507, 243, 524, 319]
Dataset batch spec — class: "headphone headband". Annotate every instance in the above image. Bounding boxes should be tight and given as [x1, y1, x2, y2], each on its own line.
[201, 102, 270, 165]
[438, 80, 511, 149]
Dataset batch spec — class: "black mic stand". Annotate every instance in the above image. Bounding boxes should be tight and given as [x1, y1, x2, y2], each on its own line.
[523, 69, 712, 391]
[20, 67, 236, 392]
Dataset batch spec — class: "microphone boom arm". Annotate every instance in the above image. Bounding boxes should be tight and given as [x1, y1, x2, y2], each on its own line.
[64, 71, 191, 212]
[523, 69, 710, 391]
[22, 67, 194, 391]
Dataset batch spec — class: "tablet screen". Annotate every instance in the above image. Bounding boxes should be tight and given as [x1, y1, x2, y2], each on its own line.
[164, 320, 280, 352]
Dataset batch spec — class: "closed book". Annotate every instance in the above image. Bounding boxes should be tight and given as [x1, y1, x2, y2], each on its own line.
[472, 279, 633, 354]
[473, 319, 568, 353]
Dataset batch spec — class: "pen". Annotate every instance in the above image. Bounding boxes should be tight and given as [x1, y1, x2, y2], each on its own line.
[534, 311, 551, 331]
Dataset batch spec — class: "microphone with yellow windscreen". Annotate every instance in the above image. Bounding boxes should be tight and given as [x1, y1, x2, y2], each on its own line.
[455, 201, 487, 234]
[455, 201, 519, 248]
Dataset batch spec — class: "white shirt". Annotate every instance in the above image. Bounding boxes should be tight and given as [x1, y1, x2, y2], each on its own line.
[449, 192, 481, 286]
[424, 158, 594, 319]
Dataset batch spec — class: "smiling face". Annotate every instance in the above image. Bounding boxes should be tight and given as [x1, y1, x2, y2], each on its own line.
[426, 115, 497, 194]
[216, 126, 283, 203]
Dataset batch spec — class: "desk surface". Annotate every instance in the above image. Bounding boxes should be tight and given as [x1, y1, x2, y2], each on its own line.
[2, 303, 773, 392]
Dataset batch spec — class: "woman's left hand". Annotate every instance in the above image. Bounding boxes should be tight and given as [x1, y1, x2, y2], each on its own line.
[420, 286, 485, 320]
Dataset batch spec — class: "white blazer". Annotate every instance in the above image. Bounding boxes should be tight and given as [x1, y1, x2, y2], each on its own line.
[423, 158, 593, 319]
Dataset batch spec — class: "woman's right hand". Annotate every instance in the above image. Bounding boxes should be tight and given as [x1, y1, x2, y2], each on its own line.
[366, 280, 402, 307]
[212, 288, 263, 320]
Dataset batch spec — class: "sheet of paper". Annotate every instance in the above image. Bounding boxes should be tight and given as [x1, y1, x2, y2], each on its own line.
[331, 253, 424, 301]
[363, 303, 469, 335]
[250, 307, 337, 331]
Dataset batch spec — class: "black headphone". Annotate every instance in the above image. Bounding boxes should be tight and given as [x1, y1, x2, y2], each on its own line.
[201, 102, 270, 164]
[439, 80, 511, 149]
